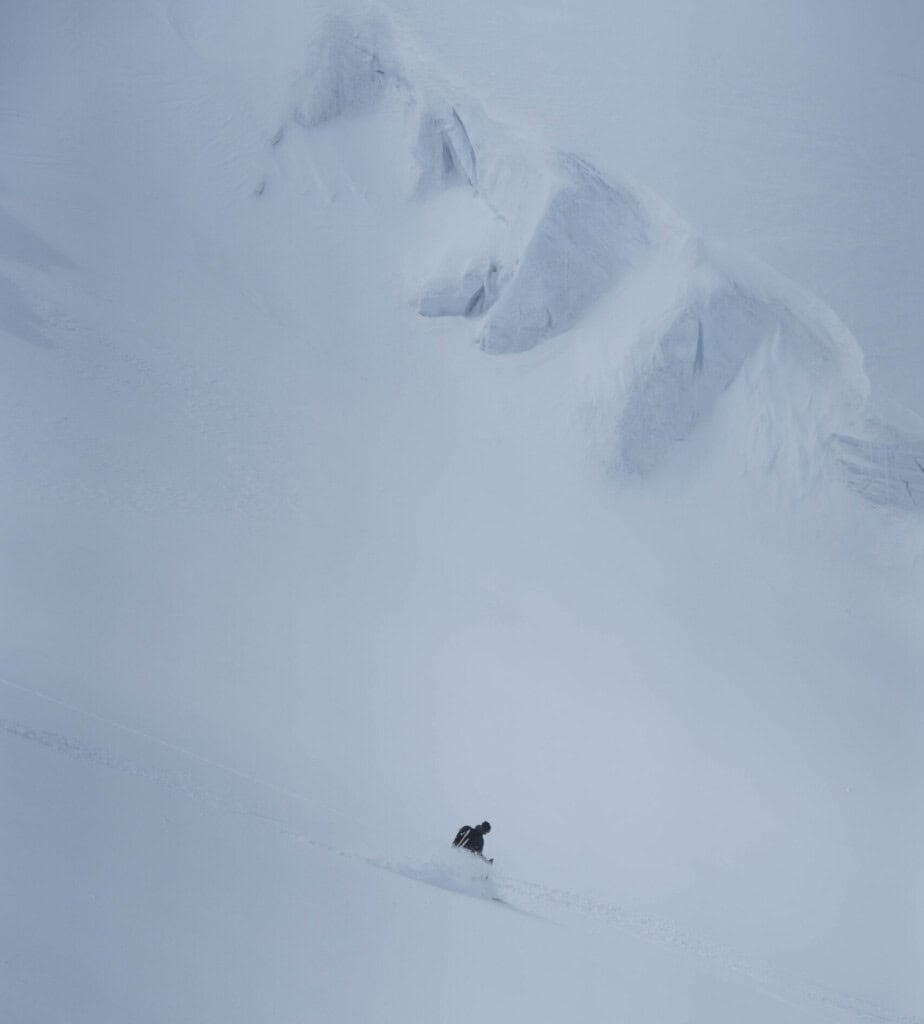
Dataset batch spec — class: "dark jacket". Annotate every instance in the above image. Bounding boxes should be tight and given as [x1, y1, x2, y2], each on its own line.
[453, 823, 487, 855]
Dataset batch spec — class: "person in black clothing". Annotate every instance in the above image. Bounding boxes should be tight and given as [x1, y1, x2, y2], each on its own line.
[453, 820, 492, 863]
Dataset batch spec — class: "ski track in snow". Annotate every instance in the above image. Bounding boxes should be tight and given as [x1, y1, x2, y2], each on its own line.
[3, 675, 919, 1024]
[495, 878, 923, 1024]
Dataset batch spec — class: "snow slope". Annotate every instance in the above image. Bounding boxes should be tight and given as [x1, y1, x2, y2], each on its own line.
[1, 2, 923, 1022]
[5, 675, 917, 1024]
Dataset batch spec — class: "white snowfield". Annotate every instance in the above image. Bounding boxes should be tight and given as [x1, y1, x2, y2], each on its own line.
[2, 676, 921, 1024]
[1, 2, 923, 1023]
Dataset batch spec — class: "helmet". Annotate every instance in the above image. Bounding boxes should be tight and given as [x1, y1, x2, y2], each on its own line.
[481, 821, 491, 833]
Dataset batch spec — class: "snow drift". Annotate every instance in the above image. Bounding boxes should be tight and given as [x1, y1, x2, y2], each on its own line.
[269, 13, 924, 507]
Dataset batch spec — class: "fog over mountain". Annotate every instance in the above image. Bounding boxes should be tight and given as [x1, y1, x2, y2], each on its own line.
[1, 3, 922, 1022]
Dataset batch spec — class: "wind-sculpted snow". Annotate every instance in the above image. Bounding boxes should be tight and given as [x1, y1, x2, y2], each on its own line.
[479, 155, 652, 353]
[417, 258, 502, 318]
[595, 252, 870, 482]
[832, 407, 924, 510]
[291, 15, 402, 129]
[413, 115, 654, 354]
[414, 106, 478, 194]
[279, 15, 653, 355]
[274, 14, 924, 507]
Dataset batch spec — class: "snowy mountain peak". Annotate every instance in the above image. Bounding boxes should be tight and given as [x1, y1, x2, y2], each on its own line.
[270, 13, 923, 506]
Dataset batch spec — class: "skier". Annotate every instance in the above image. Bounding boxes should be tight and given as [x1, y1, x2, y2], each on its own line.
[453, 820, 493, 863]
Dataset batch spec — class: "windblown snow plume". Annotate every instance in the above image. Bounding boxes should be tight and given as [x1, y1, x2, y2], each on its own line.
[270, 13, 924, 509]
[389, 848, 499, 902]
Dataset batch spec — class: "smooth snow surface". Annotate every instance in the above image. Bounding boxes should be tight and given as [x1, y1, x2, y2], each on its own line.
[2, 2, 923, 1023]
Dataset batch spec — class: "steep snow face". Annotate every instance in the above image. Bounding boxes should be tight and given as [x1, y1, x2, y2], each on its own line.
[291, 14, 402, 128]
[281, 15, 654, 355]
[274, 14, 921, 502]
[479, 153, 652, 353]
[582, 245, 870, 483]
[833, 421, 924, 509]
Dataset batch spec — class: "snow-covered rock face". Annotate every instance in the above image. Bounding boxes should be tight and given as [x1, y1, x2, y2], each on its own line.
[273, 14, 921, 506]
[417, 259, 501, 318]
[414, 106, 478, 194]
[281, 16, 654, 355]
[833, 416, 924, 509]
[608, 282, 775, 476]
[602, 257, 870, 481]
[479, 155, 651, 354]
[292, 15, 401, 129]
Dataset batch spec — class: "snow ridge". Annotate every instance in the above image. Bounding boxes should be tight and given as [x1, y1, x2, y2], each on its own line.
[273, 13, 923, 507]
[281, 14, 654, 354]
